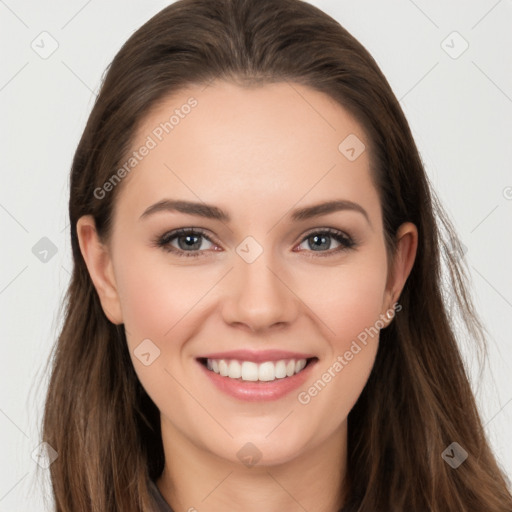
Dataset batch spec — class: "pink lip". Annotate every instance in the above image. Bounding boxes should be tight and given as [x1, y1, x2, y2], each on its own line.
[196, 358, 318, 402]
[197, 349, 316, 363]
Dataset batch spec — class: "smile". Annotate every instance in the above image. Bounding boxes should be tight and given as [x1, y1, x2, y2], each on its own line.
[203, 358, 311, 382]
[196, 353, 318, 402]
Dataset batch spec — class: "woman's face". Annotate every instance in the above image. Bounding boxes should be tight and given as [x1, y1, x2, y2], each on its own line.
[79, 80, 416, 466]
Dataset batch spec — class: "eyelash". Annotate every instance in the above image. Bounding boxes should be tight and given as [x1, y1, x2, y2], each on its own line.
[152, 227, 357, 258]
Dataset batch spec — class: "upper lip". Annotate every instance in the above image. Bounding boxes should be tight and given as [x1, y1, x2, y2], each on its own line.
[197, 349, 317, 363]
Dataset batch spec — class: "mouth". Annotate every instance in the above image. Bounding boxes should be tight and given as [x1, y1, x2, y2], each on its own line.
[197, 356, 318, 382]
[195, 353, 319, 402]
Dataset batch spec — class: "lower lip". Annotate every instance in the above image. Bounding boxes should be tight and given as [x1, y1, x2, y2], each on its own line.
[197, 359, 317, 402]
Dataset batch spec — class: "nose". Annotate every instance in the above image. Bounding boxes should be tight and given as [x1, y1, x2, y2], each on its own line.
[220, 251, 300, 333]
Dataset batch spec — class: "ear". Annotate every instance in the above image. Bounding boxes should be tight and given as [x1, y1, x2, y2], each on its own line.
[381, 221, 418, 324]
[76, 215, 123, 324]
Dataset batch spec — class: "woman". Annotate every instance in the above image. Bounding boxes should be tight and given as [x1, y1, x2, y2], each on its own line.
[41, 0, 512, 510]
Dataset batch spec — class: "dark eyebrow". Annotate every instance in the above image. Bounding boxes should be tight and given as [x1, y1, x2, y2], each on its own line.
[290, 200, 371, 227]
[139, 199, 230, 222]
[139, 198, 371, 227]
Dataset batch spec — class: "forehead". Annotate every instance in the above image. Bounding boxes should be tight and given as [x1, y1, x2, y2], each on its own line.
[113, 80, 379, 226]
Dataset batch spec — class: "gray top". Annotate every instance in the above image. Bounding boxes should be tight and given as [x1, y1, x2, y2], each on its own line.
[148, 479, 174, 512]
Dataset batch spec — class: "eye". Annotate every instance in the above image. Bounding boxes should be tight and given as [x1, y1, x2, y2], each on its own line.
[295, 228, 356, 256]
[153, 228, 218, 257]
[153, 227, 357, 258]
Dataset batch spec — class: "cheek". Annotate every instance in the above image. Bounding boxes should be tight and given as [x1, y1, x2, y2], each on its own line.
[298, 255, 388, 349]
[114, 248, 218, 343]
[112, 249, 215, 409]
[112, 249, 226, 400]
[332, 269, 386, 346]
[291, 254, 387, 419]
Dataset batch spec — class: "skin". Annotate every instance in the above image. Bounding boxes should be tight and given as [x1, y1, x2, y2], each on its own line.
[77, 80, 417, 512]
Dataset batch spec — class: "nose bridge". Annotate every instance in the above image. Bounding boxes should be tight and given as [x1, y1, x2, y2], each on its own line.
[221, 242, 299, 332]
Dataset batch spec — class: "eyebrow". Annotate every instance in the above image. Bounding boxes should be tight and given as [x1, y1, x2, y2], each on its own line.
[139, 198, 371, 226]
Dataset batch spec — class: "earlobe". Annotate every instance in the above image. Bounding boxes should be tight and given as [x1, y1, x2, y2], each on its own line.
[76, 215, 124, 324]
[382, 222, 418, 323]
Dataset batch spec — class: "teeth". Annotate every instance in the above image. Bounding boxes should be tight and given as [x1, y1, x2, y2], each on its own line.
[241, 361, 259, 381]
[275, 360, 287, 379]
[205, 358, 309, 382]
[228, 360, 242, 379]
[219, 359, 229, 377]
[295, 359, 306, 373]
[258, 362, 275, 381]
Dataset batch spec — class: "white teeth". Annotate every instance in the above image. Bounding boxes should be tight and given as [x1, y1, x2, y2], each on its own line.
[228, 360, 242, 379]
[295, 359, 306, 373]
[241, 361, 259, 381]
[275, 360, 287, 379]
[219, 359, 229, 376]
[205, 358, 309, 382]
[258, 361, 275, 381]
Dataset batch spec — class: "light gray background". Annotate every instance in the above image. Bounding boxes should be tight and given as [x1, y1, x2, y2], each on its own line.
[1, 0, 511, 509]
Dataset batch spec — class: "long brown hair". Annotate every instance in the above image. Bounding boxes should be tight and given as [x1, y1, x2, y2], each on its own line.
[40, 0, 512, 510]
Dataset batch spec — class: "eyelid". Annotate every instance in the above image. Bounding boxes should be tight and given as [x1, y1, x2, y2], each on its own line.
[299, 226, 353, 241]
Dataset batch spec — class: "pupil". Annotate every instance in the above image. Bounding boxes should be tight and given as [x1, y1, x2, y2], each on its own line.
[310, 234, 330, 251]
[179, 234, 200, 250]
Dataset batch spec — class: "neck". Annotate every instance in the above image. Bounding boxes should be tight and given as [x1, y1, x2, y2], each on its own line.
[156, 418, 347, 512]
